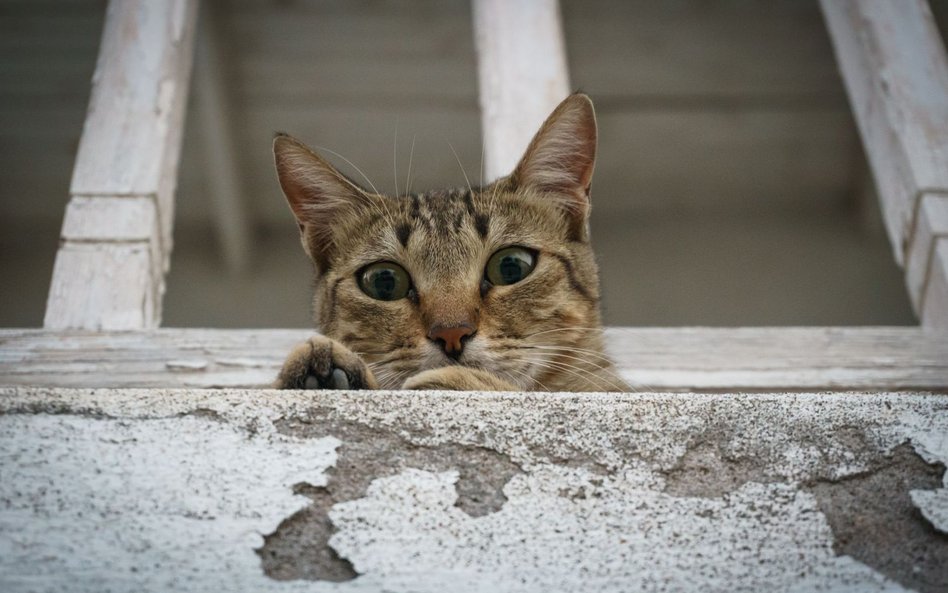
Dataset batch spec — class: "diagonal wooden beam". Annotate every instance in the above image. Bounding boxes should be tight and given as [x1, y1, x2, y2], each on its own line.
[821, 0, 948, 329]
[44, 0, 198, 330]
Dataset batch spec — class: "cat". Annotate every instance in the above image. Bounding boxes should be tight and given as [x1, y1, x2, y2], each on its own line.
[273, 93, 628, 392]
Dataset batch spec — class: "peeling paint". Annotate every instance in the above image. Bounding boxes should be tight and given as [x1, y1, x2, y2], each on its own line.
[258, 411, 524, 581]
[1, 388, 947, 592]
[807, 444, 947, 593]
[660, 426, 948, 591]
[329, 466, 906, 593]
[0, 413, 338, 592]
[912, 489, 948, 533]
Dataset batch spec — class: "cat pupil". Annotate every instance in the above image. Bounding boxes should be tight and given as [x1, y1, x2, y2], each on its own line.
[374, 270, 396, 299]
[500, 256, 524, 283]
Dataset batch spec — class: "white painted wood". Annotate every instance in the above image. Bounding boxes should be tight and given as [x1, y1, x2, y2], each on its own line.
[821, 0, 948, 258]
[45, 245, 157, 330]
[2, 327, 946, 391]
[905, 194, 948, 314]
[194, 3, 251, 274]
[56, 196, 164, 318]
[44, 0, 197, 330]
[472, 0, 571, 180]
[60, 196, 159, 243]
[922, 241, 948, 331]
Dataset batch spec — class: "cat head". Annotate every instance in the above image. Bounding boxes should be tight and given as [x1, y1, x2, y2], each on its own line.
[273, 93, 609, 390]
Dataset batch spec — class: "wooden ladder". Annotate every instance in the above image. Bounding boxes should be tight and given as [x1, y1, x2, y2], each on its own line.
[3, 0, 947, 391]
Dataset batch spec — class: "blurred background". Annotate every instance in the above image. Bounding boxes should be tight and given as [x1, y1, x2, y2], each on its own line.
[4, 0, 945, 329]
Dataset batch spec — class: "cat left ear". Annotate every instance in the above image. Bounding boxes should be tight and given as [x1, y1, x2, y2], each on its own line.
[511, 93, 597, 240]
[273, 133, 369, 271]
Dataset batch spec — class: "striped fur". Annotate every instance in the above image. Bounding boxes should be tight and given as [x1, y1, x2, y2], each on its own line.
[274, 94, 628, 392]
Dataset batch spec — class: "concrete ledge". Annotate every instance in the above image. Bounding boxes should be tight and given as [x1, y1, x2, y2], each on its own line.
[1, 387, 946, 592]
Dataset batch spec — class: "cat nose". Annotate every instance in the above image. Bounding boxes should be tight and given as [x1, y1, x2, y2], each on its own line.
[427, 323, 475, 358]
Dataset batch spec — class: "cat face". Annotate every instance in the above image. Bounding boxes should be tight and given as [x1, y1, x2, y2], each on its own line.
[275, 94, 613, 390]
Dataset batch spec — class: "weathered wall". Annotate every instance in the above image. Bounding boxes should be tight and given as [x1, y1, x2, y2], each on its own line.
[1, 387, 946, 592]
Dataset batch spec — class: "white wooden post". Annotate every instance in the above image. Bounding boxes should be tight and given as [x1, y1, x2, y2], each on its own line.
[44, 0, 198, 330]
[821, 0, 948, 329]
[472, 0, 571, 181]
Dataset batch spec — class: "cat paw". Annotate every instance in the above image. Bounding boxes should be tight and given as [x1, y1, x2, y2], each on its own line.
[401, 367, 520, 392]
[275, 335, 378, 390]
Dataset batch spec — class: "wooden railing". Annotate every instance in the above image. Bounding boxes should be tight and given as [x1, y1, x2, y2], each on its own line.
[7, 0, 947, 391]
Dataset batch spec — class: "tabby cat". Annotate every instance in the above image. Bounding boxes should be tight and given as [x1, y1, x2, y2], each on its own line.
[273, 93, 628, 392]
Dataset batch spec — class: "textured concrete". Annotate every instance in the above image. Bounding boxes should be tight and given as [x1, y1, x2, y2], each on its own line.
[0, 387, 946, 592]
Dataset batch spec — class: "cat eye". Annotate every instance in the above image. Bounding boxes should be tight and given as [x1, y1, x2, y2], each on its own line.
[358, 262, 412, 301]
[485, 247, 537, 286]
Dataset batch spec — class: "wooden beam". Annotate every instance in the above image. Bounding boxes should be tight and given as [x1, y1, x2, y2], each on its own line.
[2, 327, 946, 391]
[922, 241, 948, 331]
[472, 0, 571, 181]
[821, 0, 948, 328]
[193, 2, 251, 274]
[906, 195, 948, 325]
[44, 0, 197, 330]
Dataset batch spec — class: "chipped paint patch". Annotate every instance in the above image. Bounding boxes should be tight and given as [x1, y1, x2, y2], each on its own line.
[911, 489, 948, 533]
[259, 412, 523, 581]
[807, 444, 947, 593]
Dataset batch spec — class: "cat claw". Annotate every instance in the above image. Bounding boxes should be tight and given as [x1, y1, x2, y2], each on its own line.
[302, 367, 351, 390]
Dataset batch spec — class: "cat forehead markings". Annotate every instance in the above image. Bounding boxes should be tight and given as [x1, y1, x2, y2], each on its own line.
[402, 188, 487, 237]
[361, 187, 494, 255]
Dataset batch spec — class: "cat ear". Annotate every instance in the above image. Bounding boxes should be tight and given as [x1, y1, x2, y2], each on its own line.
[273, 133, 368, 271]
[511, 93, 597, 239]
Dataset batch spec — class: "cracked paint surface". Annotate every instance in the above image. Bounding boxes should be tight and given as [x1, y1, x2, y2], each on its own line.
[259, 412, 523, 581]
[0, 388, 947, 592]
[330, 467, 902, 593]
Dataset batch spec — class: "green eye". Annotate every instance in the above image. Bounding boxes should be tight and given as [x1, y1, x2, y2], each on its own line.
[358, 262, 412, 301]
[485, 247, 537, 286]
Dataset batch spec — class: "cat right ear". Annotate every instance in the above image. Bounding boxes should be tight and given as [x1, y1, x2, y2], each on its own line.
[273, 133, 367, 271]
[510, 93, 597, 241]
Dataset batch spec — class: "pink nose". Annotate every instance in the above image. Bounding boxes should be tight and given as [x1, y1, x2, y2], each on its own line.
[427, 324, 475, 357]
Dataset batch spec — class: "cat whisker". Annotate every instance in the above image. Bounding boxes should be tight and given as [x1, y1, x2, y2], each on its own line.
[502, 365, 550, 392]
[393, 117, 399, 197]
[534, 349, 614, 373]
[392, 368, 417, 389]
[352, 345, 411, 356]
[478, 137, 486, 189]
[530, 344, 649, 392]
[497, 342, 627, 387]
[522, 326, 606, 340]
[309, 144, 381, 197]
[447, 141, 473, 196]
[511, 355, 599, 391]
[528, 344, 618, 366]
[372, 365, 413, 390]
[405, 134, 417, 196]
[517, 355, 628, 393]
